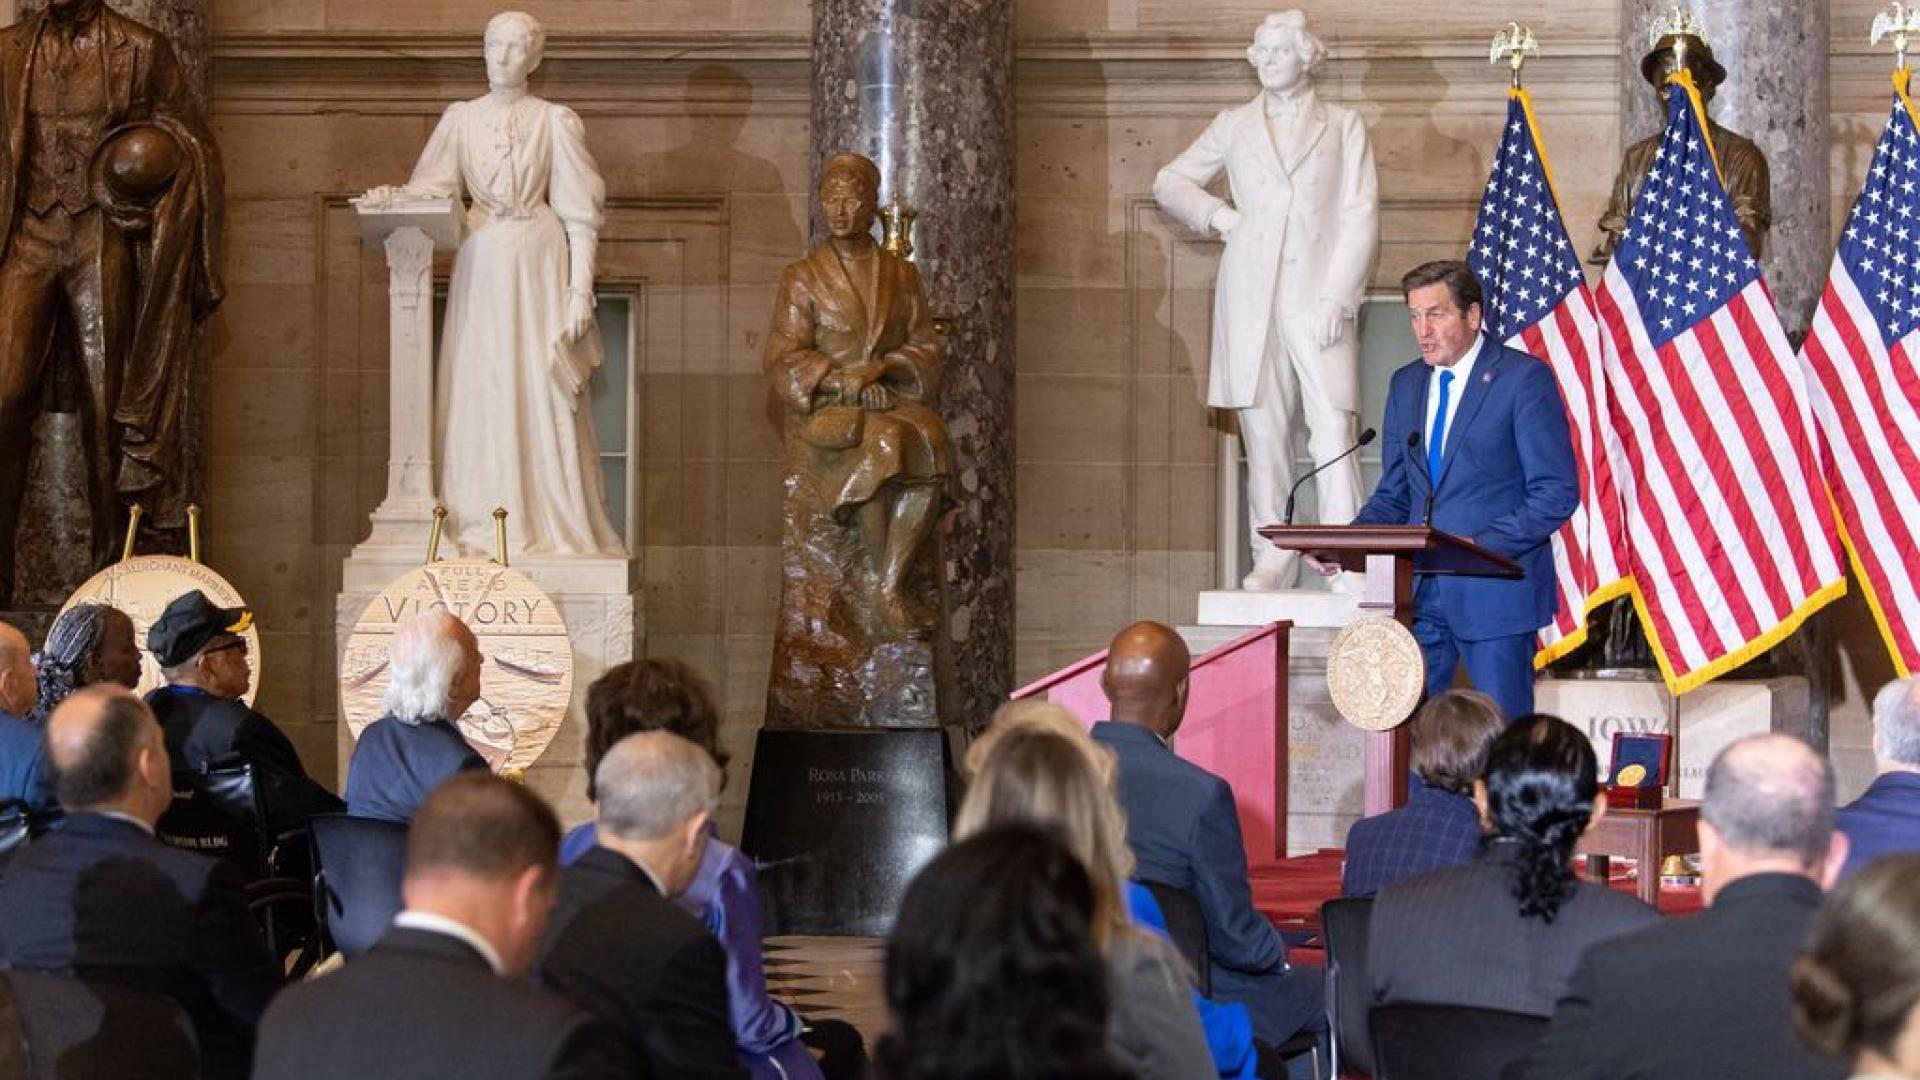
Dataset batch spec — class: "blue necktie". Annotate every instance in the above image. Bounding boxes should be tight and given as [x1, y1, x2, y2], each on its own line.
[1428, 369, 1455, 484]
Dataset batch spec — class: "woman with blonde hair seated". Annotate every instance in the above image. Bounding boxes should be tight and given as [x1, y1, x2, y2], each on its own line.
[957, 700, 1240, 1080]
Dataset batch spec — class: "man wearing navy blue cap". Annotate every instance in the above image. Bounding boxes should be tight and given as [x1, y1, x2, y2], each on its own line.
[145, 590, 342, 841]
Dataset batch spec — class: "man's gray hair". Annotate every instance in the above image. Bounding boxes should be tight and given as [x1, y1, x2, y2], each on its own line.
[596, 731, 721, 843]
[1872, 677, 1920, 768]
[381, 609, 471, 724]
[1252, 10, 1327, 71]
[1701, 733, 1836, 869]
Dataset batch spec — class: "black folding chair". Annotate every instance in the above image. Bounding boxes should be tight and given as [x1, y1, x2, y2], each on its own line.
[158, 760, 317, 972]
[1, 969, 198, 1080]
[0, 798, 34, 861]
[309, 813, 409, 958]
[1370, 1003, 1548, 1080]
[1321, 896, 1376, 1078]
[1139, 878, 1213, 995]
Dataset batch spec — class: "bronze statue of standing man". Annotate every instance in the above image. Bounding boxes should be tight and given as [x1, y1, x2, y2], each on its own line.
[763, 152, 951, 728]
[0, 0, 222, 604]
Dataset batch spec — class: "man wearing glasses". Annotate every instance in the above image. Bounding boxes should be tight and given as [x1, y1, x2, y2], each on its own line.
[146, 590, 343, 841]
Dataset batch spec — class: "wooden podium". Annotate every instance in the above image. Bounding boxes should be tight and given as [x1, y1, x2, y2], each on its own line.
[1260, 525, 1521, 814]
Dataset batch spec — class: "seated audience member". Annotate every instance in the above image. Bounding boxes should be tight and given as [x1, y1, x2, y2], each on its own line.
[0, 687, 281, 1079]
[1090, 620, 1326, 1054]
[1836, 677, 1920, 878]
[0, 619, 54, 815]
[1369, 714, 1658, 1017]
[255, 773, 629, 1080]
[563, 659, 863, 1080]
[878, 824, 1134, 1080]
[28, 602, 142, 725]
[959, 707, 1221, 1080]
[1791, 854, 1920, 1080]
[538, 732, 745, 1079]
[145, 590, 344, 839]
[1343, 688, 1506, 897]
[346, 609, 487, 823]
[1519, 733, 1849, 1080]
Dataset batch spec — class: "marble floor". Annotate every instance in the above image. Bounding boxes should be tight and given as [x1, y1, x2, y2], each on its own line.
[764, 936, 888, 1048]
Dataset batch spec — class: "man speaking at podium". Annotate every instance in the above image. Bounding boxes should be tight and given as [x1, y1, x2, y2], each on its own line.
[1341, 261, 1577, 721]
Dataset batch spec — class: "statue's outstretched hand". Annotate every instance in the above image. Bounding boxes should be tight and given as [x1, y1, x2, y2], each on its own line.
[358, 184, 407, 209]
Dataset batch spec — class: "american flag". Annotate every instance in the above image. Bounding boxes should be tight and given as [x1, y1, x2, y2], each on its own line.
[1593, 74, 1847, 692]
[1797, 74, 1920, 677]
[1467, 89, 1626, 667]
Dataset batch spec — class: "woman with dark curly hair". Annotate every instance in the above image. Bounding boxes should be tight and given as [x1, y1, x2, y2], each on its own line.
[561, 657, 865, 1080]
[1367, 714, 1660, 1017]
[1791, 853, 1920, 1078]
[29, 604, 141, 726]
[879, 824, 1136, 1080]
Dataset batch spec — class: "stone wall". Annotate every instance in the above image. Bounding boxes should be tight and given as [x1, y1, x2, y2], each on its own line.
[170, 0, 1900, 836]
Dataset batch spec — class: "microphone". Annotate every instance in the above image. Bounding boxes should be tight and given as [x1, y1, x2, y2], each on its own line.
[1406, 430, 1436, 526]
[1283, 427, 1376, 525]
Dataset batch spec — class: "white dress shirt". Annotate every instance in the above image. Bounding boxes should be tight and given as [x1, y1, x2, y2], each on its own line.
[1422, 334, 1485, 461]
[393, 910, 505, 975]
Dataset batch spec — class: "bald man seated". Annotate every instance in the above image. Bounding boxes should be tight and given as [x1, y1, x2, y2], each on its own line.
[1517, 734, 1849, 1080]
[0, 619, 55, 817]
[1089, 621, 1327, 1071]
[346, 609, 489, 823]
[0, 687, 282, 1079]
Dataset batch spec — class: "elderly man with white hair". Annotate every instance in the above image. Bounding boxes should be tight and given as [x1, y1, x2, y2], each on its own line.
[538, 731, 744, 1078]
[1836, 676, 1920, 878]
[346, 609, 488, 823]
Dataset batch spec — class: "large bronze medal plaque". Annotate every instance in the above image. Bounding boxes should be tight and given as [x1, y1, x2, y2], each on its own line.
[62, 555, 262, 704]
[341, 559, 573, 773]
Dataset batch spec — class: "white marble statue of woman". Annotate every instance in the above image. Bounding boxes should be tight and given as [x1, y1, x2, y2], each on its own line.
[366, 10, 624, 557]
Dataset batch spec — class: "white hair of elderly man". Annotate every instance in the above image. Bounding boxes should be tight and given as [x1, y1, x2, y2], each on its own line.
[381, 609, 480, 725]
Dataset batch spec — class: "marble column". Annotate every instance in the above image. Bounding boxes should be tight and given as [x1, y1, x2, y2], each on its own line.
[1619, 0, 1830, 340]
[812, 0, 1016, 729]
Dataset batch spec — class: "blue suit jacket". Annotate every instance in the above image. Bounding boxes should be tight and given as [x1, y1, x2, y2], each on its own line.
[1835, 772, 1920, 878]
[344, 715, 486, 824]
[1353, 337, 1579, 640]
[1341, 785, 1482, 898]
[0, 709, 54, 815]
[1090, 723, 1286, 987]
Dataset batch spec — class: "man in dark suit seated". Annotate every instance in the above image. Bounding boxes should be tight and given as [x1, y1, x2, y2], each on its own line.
[345, 609, 487, 823]
[255, 773, 630, 1079]
[1836, 676, 1920, 878]
[1517, 734, 1851, 1080]
[1089, 620, 1326, 1070]
[145, 590, 344, 840]
[0, 619, 54, 816]
[0, 686, 282, 1078]
[539, 731, 745, 1078]
[1343, 688, 1505, 897]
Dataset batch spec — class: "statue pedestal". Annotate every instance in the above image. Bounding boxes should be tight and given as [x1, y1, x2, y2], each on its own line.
[1187, 587, 1367, 855]
[350, 199, 462, 554]
[336, 549, 638, 825]
[740, 727, 958, 936]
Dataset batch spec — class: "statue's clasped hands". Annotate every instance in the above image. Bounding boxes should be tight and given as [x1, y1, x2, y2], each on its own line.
[821, 362, 894, 410]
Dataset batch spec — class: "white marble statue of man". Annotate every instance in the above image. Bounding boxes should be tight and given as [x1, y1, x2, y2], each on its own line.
[1153, 10, 1378, 591]
[365, 10, 624, 558]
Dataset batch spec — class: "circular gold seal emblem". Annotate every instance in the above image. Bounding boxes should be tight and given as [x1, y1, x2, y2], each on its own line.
[341, 559, 573, 773]
[1326, 616, 1425, 731]
[61, 555, 263, 704]
[1615, 763, 1648, 787]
